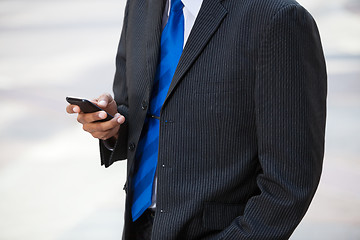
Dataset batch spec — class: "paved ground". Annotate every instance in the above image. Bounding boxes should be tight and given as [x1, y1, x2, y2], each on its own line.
[0, 0, 359, 239]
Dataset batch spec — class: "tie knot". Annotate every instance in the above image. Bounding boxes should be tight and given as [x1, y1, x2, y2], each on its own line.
[170, 0, 184, 12]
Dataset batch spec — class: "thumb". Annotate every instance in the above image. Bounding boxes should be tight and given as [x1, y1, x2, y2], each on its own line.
[96, 93, 113, 108]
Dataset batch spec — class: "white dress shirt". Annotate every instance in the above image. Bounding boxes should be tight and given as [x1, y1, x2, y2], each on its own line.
[163, 0, 203, 47]
[150, 0, 203, 208]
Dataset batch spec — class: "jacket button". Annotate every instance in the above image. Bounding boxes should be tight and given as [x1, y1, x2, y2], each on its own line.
[141, 100, 148, 110]
[128, 143, 135, 151]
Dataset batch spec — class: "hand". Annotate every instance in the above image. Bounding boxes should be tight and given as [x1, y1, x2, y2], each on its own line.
[66, 93, 125, 140]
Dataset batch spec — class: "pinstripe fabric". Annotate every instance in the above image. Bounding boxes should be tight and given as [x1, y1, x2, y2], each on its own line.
[100, 0, 327, 239]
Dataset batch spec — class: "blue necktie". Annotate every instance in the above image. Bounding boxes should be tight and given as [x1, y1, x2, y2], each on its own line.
[131, 0, 184, 221]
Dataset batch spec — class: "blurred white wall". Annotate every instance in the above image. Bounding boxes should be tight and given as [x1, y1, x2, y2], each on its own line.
[0, 1, 127, 239]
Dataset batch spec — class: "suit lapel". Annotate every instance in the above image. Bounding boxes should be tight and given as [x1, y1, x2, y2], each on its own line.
[145, 0, 166, 93]
[163, 0, 228, 104]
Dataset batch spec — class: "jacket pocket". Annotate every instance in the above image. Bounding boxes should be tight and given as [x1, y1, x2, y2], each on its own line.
[202, 202, 245, 230]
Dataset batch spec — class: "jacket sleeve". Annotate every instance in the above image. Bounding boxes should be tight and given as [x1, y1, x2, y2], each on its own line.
[219, 5, 327, 239]
[100, 1, 130, 168]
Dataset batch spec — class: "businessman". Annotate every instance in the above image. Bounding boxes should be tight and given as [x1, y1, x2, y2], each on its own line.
[67, 0, 327, 239]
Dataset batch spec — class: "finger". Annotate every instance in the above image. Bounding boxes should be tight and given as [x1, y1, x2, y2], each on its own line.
[91, 127, 119, 140]
[66, 104, 80, 114]
[73, 105, 80, 113]
[86, 114, 123, 140]
[95, 93, 114, 108]
[117, 114, 126, 124]
[77, 111, 108, 124]
[82, 113, 123, 132]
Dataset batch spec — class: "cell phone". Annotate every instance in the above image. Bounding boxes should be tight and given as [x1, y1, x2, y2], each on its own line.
[66, 97, 114, 122]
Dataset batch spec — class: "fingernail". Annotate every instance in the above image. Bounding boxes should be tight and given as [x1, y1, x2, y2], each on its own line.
[99, 112, 106, 119]
[114, 113, 120, 118]
[99, 100, 107, 107]
[117, 116, 125, 123]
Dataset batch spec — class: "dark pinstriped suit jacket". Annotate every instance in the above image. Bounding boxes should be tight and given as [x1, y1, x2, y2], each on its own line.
[100, 0, 327, 239]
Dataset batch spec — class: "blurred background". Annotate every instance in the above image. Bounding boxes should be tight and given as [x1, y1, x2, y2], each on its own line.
[0, 0, 359, 239]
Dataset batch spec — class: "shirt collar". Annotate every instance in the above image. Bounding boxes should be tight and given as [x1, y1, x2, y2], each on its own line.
[181, 0, 203, 17]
